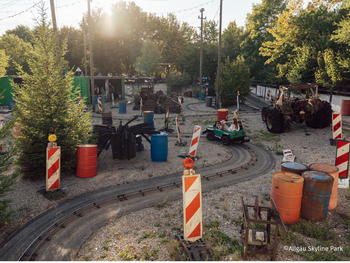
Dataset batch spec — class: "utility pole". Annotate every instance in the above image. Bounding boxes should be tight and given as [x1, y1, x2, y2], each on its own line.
[50, 0, 58, 33]
[87, 0, 95, 111]
[83, 17, 88, 76]
[216, 0, 223, 108]
[199, 8, 206, 100]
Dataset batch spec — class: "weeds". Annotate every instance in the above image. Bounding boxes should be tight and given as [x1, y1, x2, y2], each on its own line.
[251, 130, 280, 142]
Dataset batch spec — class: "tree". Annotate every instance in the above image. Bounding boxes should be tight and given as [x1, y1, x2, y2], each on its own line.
[222, 21, 245, 63]
[134, 40, 161, 75]
[0, 49, 9, 76]
[5, 25, 33, 44]
[13, 8, 92, 179]
[0, 118, 19, 228]
[0, 34, 33, 75]
[218, 56, 253, 107]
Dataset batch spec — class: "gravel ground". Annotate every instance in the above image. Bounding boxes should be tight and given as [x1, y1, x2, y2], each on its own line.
[1, 96, 350, 261]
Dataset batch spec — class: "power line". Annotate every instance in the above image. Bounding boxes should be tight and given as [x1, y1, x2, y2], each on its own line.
[156, 0, 215, 15]
[0, 1, 40, 21]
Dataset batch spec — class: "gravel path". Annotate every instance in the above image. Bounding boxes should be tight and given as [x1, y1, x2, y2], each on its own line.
[1, 96, 350, 261]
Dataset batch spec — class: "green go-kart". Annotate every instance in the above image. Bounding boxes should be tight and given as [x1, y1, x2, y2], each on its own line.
[202, 121, 250, 146]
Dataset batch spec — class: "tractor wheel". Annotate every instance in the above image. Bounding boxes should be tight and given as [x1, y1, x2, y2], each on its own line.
[266, 108, 283, 133]
[222, 135, 230, 146]
[206, 131, 215, 141]
[283, 115, 292, 132]
[321, 101, 332, 128]
[306, 107, 324, 128]
[262, 107, 269, 122]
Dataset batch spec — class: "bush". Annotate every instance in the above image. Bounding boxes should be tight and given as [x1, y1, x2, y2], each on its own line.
[217, 56, 253, 107]
[12, 10, 91, 179]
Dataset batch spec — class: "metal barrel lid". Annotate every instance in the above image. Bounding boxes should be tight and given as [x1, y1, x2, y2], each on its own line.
[273, 171, 304, 184]
[309, 163, 339, 173]
[302, 170, 334, 182]
[281, 162, 308, 170]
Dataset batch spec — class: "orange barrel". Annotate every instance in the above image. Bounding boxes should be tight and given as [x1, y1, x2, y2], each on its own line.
[301, 171, 334, 221]
[271, 172, 304, 224]
[76, 144, 97, 178]
[217, 108, 228, 121]
[341, 100, 350, 116]
[281, 162, 308, 175]
[309, 163, 339, 210]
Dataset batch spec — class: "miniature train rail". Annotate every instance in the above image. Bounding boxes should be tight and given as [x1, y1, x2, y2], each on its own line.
[8, 142, 274, 261]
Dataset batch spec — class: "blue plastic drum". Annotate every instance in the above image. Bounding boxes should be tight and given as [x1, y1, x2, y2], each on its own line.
[143, 111, 154, 128]
[151, 133, 168, 162]
[119, 101, 126, 114]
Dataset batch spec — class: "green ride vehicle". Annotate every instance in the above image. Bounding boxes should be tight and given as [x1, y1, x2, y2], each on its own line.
[202, 121, 250, 146]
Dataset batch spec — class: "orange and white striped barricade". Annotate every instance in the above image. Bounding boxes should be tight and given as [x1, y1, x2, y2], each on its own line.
[129, 86, 133, 96]
[46, 136, 61, 192]
[336, 140, 349, 188]
[182, 158, 202, 242]
[266, 88, 271, 101]
[332, 113, 342, 141]
[178, 96, 182, 105]
[98, 95, 103, 113]
[189, 125, 201, 157]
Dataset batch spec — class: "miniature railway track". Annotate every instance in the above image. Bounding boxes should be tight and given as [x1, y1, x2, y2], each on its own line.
[0, 97, 274, 261]
[0, 142, 274, 261]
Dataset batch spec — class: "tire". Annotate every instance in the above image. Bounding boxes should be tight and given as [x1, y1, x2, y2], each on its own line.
[322, 101, 332, 128]
[266, 108, 283, 133]
[306, 107, 324, 128]
[262, 107, 268, 122]
[283, 115, 292, 132]
[222, 135, 230, 146]
[206, 132, 215, 141]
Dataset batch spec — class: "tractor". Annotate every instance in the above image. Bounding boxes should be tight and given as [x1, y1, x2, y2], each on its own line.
[262, 84, 332, 133]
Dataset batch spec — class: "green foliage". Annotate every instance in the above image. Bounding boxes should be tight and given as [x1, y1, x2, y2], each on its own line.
[290, 219, 335, 240]
[12, 9, 92, 179]
[251, 130, 280, 142]
[0, 118, 19, 228]
[166, 71, 191, 88]
[0, 49, 10, 77]
[134, 40, 162, 75]
[218, 56, 253, 107]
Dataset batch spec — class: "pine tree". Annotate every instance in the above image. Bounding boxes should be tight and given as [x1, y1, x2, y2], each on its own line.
[0, 118, 19, 228]
[12, 8, 92, 179]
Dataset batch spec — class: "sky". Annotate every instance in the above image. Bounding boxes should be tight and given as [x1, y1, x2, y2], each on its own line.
[0, 0, 265, 36]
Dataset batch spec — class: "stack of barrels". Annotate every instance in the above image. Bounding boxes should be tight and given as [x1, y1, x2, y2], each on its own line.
[271, 162, 338, 224]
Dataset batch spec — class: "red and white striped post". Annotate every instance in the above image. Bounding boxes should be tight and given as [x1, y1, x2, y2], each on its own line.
[98, 95, 103, 113]
[176, 117, 182, 144]
[140, 98, 143, 116]
[178, 96, 182, 105]
[182, 158, 202, 242]
[78, 94, 83, 107]
[336, 140, 349, 188]
[266, 89, 271, 101]
[189, 125, 201, 157]
[332, 112, 342, 140]
[129, 86, 133, 96]
[46, 135, 60, 192]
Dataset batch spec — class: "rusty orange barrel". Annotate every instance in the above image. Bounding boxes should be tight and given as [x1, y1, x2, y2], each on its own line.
[217, 108, 228, 121]
[341, 100, 350, 116]
[281, 162, 308, 175]
[271, 172, 304, 224]
[301, 171, 334, 221]
[309, 163, 339, 210]
[76, 144, 97, 178]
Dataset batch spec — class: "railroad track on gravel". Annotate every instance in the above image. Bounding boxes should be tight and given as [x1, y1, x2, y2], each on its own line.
[0, 142, 274, 261]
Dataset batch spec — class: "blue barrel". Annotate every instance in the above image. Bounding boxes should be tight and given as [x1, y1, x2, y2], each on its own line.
[301, 171, 334, 221]
[200, 93, 205, 101]
[143, 111, 154, 128]
[119, 101, 126, 114]
[8, 98, 15, 110]
[151, 133, 168, 162]
[195, 91, 199, 98]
